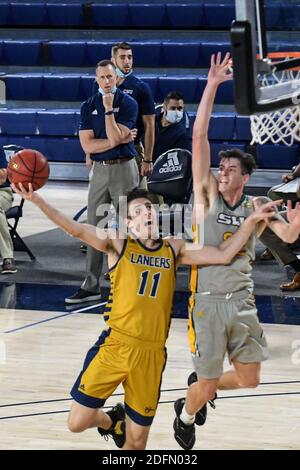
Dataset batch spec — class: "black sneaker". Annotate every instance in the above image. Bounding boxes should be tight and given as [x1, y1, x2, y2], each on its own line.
[65, 288, 101, 304]
[173, 398, 196, 450]
[187, 371, 217, 426]
[1, 258, 17, 274]
[98, 403, 126, 448]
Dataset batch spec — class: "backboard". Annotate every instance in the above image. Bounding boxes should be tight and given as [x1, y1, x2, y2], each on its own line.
[230, 0, 300, 115]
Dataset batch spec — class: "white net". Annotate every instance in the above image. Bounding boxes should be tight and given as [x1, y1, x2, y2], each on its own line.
[250, 57, 300, 146]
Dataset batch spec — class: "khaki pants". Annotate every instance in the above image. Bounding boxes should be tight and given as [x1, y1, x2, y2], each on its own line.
[0, 188, 14, 259]
[81, 159, 139, 293]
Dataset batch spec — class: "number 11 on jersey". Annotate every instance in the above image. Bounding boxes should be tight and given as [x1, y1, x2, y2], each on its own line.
[138, 270, 161, 298]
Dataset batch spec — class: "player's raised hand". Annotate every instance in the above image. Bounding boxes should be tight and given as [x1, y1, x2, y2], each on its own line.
[287, 200, 300, 226]
[207, 52, 233, 86]
[250, 199, 283, 222]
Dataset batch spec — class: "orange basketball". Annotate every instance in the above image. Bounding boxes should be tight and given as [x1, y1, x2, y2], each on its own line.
[7, 149, 49, 191]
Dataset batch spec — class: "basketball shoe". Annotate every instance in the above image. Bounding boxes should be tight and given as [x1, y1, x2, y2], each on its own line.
[97, 403, 126, 448]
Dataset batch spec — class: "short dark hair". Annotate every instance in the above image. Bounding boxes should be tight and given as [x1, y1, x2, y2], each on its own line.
[96, 59, 116, 71]
[164, 91, 184, 104]
[117, 188, 159, 217]
[218, 148, 257, 175]
[111, 42, 132, 57]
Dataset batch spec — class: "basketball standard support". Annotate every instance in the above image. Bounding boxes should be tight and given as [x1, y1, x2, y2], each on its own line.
[231, 0, 300, 115]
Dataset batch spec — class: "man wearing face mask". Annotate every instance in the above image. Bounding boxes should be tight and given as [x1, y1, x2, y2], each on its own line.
[66, 60, 139, 304]
[152, 91, 192, 163]
[91, 42, 155, 184]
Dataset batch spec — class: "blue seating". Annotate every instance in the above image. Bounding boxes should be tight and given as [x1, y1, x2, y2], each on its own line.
[0, 2, 9, 26]
[256, 144, 299, 170]
[0, 109, 37, 135]
[3, 73, 236, 103]
[162, 42, 201, 68]
[46, 137, 84, 162]
[157, 76, 198, 103]
[49, 41, 87, 67]
[5, 74, 43, 100]
[210, 142, 247, 167]
[200, 41, 231, 67]
[36, 110, 78, 136]
[166, 4, 204, 28]
[10, 2, 46, 26]
[215, 80, 234, 105]
[268, 41, 300, 53]
[86, 41, 114, 66]
[140, 76, 158, 99]
[203, 3, 235, 28]
[208, 113, 236, 140]
[130, 42, 162, 67]
[235, 115, 252, 141]
[80, 75, 95, 101]
[265, 5, 282, 29]
[282, 4, 300, 30]
[0, 135, 8, 149]
[1, 39, 298, 67]
[3, 40, 42, 66]
[46, 3, 83, 27]
[0, 2, 296, 29]
[128, 4, 166, 28]
[43, 75, 81, 101]
[3, 135, 49, 157]
[91, 4, 129, 28]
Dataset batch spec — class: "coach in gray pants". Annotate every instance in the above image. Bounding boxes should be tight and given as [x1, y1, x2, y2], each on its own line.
[66, 60, 139, 304]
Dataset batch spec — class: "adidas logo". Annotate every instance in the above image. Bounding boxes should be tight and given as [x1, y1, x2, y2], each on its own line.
[159, 152, 182, 174]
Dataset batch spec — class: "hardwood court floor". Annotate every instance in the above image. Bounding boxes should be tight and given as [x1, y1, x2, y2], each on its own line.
[1, 310, 300, 450]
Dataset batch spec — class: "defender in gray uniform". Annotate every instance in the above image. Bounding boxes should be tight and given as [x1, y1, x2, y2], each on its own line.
[173, 52, 300, 450]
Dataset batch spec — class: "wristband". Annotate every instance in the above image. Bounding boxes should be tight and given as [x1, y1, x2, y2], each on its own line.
[105, 110, 114, 115]
[142, 159, 152, 163]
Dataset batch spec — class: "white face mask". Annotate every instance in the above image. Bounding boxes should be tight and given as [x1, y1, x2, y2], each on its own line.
[116, 67, 133, 78]
[98, 85, 117, 96]
[166, 110, 183, 124]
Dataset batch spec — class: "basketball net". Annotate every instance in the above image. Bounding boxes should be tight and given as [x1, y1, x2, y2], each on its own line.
[250, 53, 300, 147]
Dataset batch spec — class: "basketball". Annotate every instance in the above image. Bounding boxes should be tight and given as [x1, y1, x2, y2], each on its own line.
[7, 149, 49, 191]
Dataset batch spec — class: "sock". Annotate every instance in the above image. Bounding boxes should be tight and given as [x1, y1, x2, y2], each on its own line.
[289, 259, 300, 273]
[180, 405, 195, 426]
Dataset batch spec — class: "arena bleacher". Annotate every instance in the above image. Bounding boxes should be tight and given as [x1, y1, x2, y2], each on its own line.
[0, 0, 299, 185]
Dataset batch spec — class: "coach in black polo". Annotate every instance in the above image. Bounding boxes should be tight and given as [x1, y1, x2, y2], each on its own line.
[66, 59, 139, 304]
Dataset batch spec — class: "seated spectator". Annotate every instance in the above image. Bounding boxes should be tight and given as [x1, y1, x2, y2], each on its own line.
[0, 148, 17, 274]
[258, 165, 300, 291]
[152, 91, 191, 163]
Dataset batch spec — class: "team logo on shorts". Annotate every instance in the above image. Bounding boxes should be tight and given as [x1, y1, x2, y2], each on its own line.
[145, 407, 155, 413]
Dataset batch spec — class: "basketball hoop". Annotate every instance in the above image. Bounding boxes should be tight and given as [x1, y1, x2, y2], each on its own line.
[250, 52, 300, 146]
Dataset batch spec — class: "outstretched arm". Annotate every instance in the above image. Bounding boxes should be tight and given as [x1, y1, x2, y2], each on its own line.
[193, 52, 232, 209]
[12, 183, 115, 254]
[177, 200, 280, 266]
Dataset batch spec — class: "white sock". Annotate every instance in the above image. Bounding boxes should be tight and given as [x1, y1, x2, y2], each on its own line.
[180, 405, 195, 426]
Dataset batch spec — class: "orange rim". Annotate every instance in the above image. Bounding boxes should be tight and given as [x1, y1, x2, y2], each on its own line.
[257, 52, 300, 71]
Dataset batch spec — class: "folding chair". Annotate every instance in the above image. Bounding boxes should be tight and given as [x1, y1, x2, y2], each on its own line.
[5, 199, 36, 261]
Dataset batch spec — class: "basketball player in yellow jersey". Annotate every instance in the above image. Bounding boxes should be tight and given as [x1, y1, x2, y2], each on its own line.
[12, 183, 279, 450]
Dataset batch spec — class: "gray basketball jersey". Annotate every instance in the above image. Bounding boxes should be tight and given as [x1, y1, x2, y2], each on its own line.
[193, 193, 256, 294]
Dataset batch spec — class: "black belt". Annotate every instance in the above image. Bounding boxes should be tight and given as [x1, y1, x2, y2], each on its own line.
[96, 157, 133, 166]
